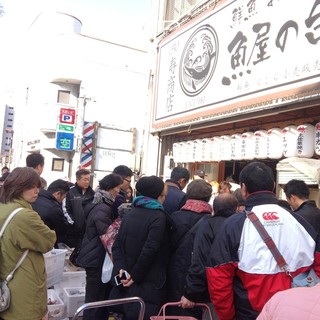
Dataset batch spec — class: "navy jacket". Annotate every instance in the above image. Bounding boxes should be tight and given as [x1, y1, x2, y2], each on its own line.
[294, 200, 320, 235]
[32, 189, 68, 246]
[162, 180, 187, 215]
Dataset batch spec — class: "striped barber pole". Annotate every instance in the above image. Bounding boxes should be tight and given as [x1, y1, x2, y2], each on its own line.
[81, 121, 95, 168]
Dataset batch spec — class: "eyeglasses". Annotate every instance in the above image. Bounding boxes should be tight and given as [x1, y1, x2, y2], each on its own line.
[123, 178, 131, 183]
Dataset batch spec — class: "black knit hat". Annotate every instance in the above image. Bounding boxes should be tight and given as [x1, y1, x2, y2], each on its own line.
[136, 175, 164, 199]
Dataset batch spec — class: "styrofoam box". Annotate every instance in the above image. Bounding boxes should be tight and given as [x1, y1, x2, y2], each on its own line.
[63, 287, 86, 318]
[62, 271, 86, 288]
[47, 289, 65, 320]
[54, 271, 86, 300]
[44, 249, 68, 288]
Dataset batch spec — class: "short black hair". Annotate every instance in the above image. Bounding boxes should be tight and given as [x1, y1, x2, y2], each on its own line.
[99, 174, 123, 191]
[0, 171, 9, 182]
[47, 179, 70, 195]
[283, 179, 310, 200]
[75, 169, 91, 180]
[170, 166, 190, 182]
[26, 153, 44, 168]
[113, 165, 133, 178]
[239, 161, 274, 194]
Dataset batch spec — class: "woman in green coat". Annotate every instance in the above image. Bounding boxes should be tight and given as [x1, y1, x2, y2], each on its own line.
[0, 167, 56, 320]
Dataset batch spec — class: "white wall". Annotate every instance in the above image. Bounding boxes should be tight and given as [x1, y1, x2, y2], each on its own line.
[10, 29, 152, 185]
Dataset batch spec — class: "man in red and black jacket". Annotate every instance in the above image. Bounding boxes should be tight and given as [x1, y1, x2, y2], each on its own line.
[206, 161, 320, 320]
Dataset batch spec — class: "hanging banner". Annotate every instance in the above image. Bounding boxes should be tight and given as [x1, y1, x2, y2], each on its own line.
[193, 139, 203, 162]
[230, 134, 242, 160]
[172, 142, 180, 163]
[202, 138, 212, 161]
[220, 135, 231, 161]
[254, 130, 268, 159]
[297, 124, 315, 158]
[241, 132, 255, 160]
[267, 128, 283, 159]
[282, 125, 298, 158]
[315, 123, 320, 156]
[211, 136, 221, 162]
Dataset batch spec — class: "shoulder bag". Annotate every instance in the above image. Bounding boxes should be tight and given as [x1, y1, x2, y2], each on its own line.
[246, 210, 320, 288]
[0, 208, 28, 312]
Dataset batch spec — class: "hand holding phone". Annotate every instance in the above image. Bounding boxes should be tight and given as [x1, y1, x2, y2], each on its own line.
[114, 270, 129, 286]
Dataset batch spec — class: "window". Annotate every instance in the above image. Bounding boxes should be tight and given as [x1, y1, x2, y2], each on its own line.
[57, 90, 71, 104]
[165, 0, 196, 27]
[52, 158, 64, 172]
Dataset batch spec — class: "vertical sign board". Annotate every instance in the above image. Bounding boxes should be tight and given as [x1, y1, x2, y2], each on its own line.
[56, 108, 76, 151]
[56, 132, 74, 150]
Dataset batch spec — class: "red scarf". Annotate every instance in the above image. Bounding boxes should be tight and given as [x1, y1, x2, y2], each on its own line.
[181, 199, 212, 214]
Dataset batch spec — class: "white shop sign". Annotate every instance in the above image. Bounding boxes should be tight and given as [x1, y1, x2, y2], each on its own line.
[154, 0, 320, 130]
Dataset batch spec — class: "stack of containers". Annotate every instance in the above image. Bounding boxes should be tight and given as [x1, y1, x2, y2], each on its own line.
[54, 270, 86, 318]
[44, 249, 68, 319]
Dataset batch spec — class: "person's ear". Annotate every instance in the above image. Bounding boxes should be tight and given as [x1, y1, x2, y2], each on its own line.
[241, 183, 249, 199]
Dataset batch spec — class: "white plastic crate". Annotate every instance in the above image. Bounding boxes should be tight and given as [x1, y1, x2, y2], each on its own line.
[63, 287, 86, 318]
[47, 289, 65, 320]
[61, 271, 86, 288]
[44, 249, 68, 288]
[54, 271, 86, 298]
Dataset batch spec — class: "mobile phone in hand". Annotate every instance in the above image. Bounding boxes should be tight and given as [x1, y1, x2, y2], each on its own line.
[114, 271, 129, 286]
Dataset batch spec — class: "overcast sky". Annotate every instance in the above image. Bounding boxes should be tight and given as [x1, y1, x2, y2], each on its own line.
[0, 0, 152, 41]
[0, 0, 153, 97]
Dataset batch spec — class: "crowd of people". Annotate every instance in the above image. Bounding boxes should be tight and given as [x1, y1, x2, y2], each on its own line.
[1, 156, 320, 320]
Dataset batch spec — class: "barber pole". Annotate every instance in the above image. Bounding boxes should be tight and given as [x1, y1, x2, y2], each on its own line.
[80, 122, 95, 168]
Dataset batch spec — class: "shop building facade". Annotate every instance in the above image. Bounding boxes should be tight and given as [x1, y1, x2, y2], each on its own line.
[150, 0, 320, 196]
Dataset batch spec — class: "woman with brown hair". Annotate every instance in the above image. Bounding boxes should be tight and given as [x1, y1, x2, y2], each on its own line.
[218, 180, 232, 194]
[0, 167, 56, 320]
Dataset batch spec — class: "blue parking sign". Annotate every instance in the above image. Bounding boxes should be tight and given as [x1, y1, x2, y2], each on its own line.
[56, 132, 74, 151]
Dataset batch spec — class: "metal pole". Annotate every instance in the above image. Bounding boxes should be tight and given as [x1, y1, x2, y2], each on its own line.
[71, 296, 145, 320]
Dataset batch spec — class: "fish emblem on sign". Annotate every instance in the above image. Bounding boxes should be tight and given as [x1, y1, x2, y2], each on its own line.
[179, 24, 218, 96]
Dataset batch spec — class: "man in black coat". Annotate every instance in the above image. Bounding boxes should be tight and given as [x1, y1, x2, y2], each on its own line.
[284, 179, 320, 235]
[180, 192, 238, 312]
[32, 179, 70, 247]
[112, 165, 133, 215]
[65, 169, 95, 248]
[163, 166, 190, 215]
